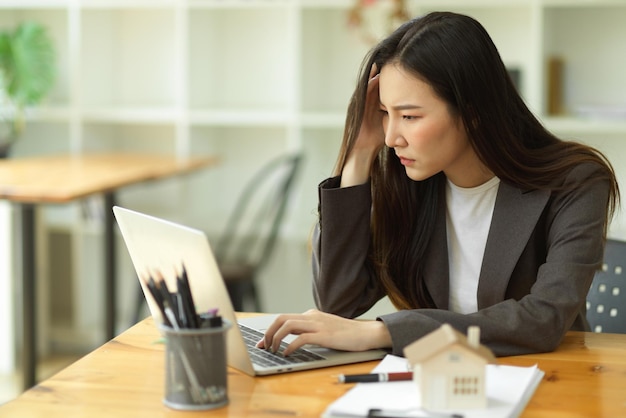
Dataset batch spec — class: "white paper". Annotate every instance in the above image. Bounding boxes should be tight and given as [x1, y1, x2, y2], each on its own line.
[323, 355, 544, 418]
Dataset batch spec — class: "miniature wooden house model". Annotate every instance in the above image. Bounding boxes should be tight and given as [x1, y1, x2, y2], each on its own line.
[403, 324, 496, 410]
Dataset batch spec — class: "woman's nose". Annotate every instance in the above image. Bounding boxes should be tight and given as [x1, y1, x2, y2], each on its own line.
[384, 121, 404, 148]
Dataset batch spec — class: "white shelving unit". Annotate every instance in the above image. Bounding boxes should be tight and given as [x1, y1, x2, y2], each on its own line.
[2, 0, 626, 355]
[3, 0, 625, 232]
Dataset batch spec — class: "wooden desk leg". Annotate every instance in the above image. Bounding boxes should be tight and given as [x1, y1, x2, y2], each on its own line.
[21, 204, 36, 390]
[104, 193, 116, 340]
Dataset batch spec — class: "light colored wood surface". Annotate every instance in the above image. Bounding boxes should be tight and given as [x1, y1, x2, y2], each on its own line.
[1, 316, 625, 418]
[498, 331, 626, 418]
[0, 153, 218, 203]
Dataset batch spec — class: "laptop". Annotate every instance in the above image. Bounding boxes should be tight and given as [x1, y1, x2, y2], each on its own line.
[113, 206, 387, 376]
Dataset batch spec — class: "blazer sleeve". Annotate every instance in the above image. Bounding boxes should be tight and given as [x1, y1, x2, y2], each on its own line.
[379, 163, 611, 357]
[312, 177, 385, 318]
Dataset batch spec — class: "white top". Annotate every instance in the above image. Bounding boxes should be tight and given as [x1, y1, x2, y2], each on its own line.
[446, 176, 500, 314]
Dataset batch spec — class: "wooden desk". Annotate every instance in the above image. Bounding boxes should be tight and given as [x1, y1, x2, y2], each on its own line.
[1, 316, 625, 418]
[0, 153, 217, 390]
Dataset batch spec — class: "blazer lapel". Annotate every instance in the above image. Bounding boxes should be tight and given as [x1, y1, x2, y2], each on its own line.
[477, 182, 550, 308]
[423, 190, 450, 309]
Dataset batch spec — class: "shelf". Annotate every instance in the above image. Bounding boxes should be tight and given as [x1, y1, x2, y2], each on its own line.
[543, 116, 626, 136]
[189, 109, 292, 126]
[300, 7, 368, 113]
[299, 0, 352, 8]
[301, 112, 346, 128]
[80, 8, 178, 108]
[187, 7, 292, 111]
[76, 124, 178, 161]
[79, 0, 177, 9]
[27, 106, 73, 122]
[188, 0, 292, 9]
[542, 0, 626, 7]
[0, 1, 68, 8]
[80, 107, 179, 124]
[1, 0, 625, 232]
[542, 6, 626, 116]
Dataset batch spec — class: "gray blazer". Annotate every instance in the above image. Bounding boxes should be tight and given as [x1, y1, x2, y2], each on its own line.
[312, 163, 609, 356]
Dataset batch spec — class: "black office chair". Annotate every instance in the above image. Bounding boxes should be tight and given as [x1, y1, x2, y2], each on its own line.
[213, 152, 303, 312]
[586, 238, 626, 333]
[130, 152, 303, 324]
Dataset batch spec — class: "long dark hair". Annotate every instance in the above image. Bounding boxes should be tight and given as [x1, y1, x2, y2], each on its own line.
[334, 11, 620, 310]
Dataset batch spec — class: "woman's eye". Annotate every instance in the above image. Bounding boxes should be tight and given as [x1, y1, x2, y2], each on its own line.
[403, 115, 418, 120]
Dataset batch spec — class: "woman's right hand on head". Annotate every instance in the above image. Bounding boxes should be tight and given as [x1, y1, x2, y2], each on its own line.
[355, 65, 386, 154]
[341, 65, 386, 187]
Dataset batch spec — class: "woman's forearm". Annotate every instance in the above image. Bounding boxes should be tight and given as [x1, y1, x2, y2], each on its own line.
[340, 148, 376, 188]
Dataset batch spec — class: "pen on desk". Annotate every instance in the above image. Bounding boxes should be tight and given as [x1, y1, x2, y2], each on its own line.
[337, 372, 413, 383]
[368, 408, 463, 418]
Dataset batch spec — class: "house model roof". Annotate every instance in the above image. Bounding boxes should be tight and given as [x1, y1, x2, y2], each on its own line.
[403, 324, 497, 365]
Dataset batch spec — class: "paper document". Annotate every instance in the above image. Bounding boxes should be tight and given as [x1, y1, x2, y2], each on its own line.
[323, 355, 543, 418]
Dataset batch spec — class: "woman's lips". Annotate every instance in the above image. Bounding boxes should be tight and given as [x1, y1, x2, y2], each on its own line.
[398, 156, 413, 166]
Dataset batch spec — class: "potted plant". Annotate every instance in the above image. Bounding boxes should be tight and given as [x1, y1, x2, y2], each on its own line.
[0, 21, 56, 158]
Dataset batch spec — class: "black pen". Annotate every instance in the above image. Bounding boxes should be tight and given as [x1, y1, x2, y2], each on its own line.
[175, 291, 189, 328]
[338, 372, 413, 383]
[154, 272, 182, 327]
[143, 275, 171, 327]
[179, 264, 199, 328]
[154, 272, 174, 308]
[368, 408, 463, 418]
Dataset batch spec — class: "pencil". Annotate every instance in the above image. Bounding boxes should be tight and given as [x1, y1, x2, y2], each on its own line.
[179, 264, 199, 328]
[142, 275, 171, 327]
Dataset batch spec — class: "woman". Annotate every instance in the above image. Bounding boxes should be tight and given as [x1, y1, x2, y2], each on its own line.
[258, 11, 620, 357]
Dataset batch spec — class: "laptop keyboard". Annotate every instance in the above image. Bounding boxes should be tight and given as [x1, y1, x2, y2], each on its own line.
[238, 323, 326, 368]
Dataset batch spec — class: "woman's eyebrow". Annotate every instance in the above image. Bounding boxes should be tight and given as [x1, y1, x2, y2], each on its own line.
[378, 101, 422, 110]
[390, 104, 422, 110]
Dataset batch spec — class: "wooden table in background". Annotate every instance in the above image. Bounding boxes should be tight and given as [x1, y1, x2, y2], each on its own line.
[0, 153, 218, 390]
[1, 315, 625, 417]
